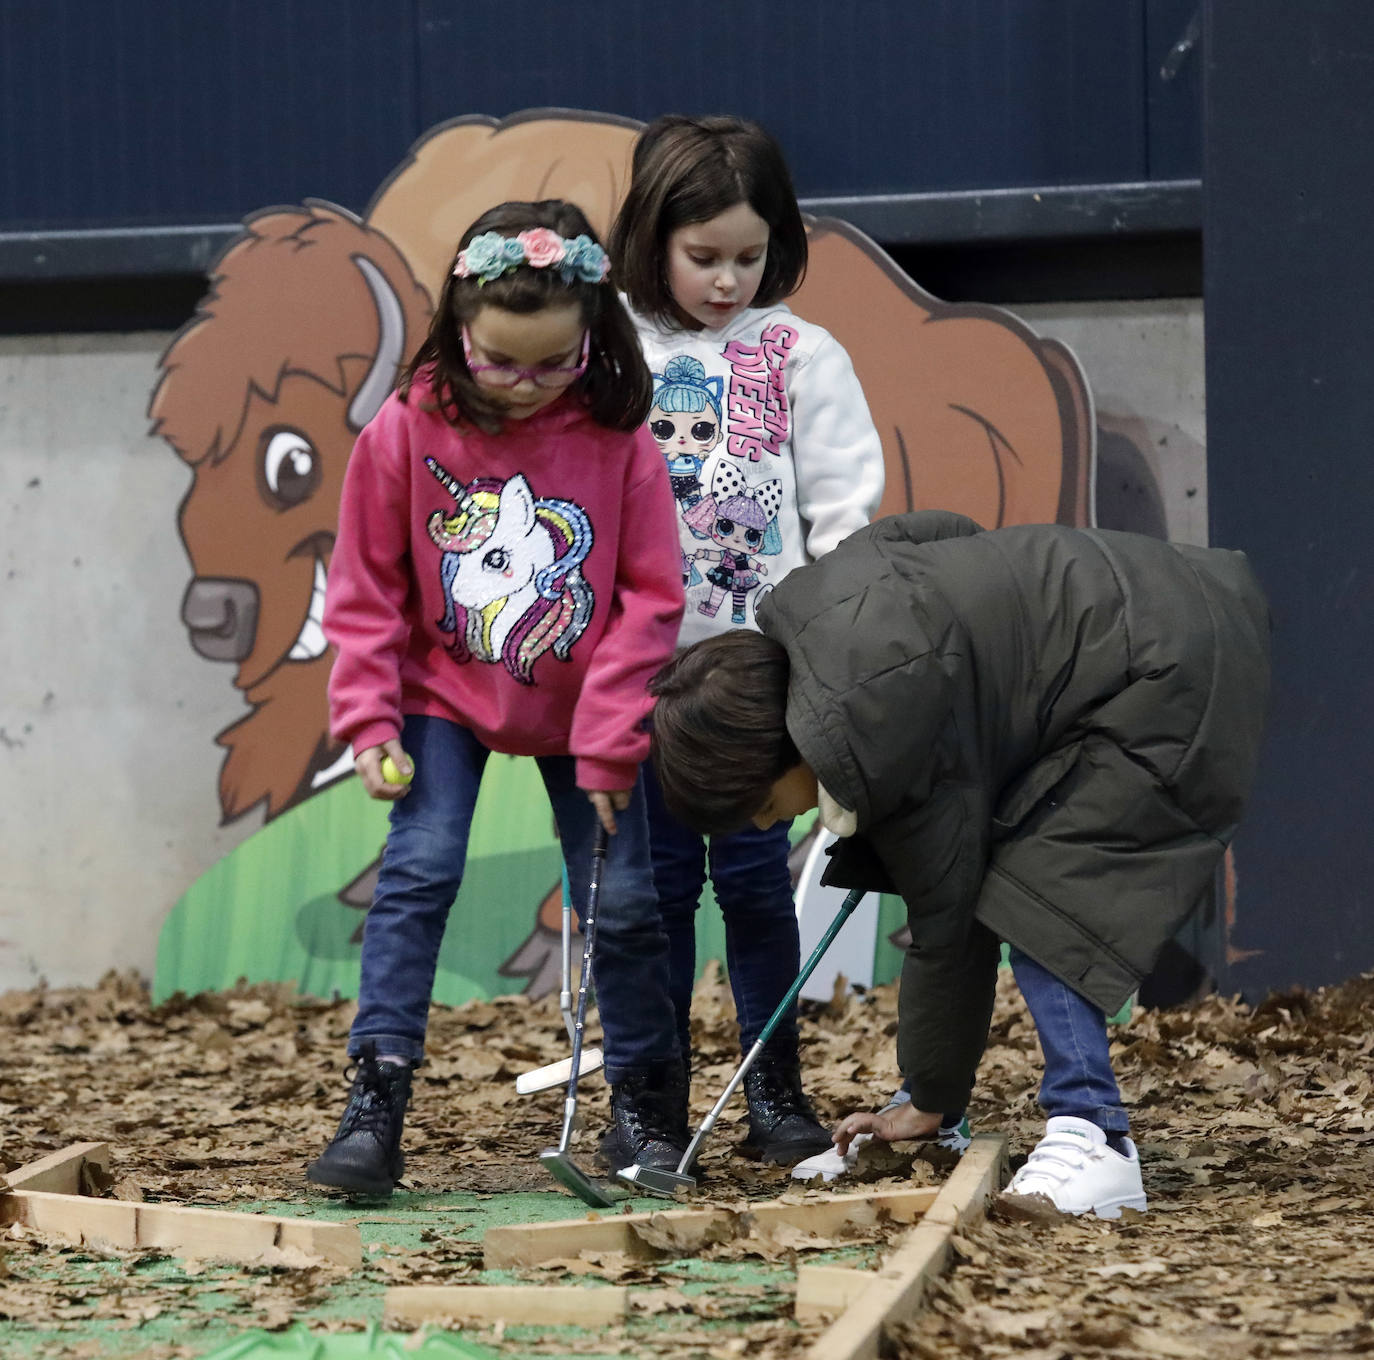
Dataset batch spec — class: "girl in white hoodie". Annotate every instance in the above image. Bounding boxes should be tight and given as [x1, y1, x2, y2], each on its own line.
[609, 114, 885, 1164]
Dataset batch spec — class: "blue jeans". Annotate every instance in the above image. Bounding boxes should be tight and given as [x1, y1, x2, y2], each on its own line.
[1009, 947, 1129, 1135]
[350, 715, 680, 1083]
[642, 761, 800, 1057]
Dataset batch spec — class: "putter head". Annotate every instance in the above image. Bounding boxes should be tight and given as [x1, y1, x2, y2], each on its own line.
[539, 1148, 627, 1208]
[616, 1162, 697, 1198]
[514, 1047, 605, 1095]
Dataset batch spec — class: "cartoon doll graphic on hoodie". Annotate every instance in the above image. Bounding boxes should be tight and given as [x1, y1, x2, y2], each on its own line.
[640, 313, 883, 641]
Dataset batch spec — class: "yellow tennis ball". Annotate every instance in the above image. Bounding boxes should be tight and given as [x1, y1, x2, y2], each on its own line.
[380, 754, 413, 785]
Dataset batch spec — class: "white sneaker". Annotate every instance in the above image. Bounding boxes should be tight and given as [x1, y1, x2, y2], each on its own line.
[790, 1088, 971, 1182]
[1003, 1116, 1147, 1219]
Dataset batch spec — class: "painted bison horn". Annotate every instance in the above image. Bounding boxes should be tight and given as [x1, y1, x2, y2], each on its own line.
[181, 578, 260, 663]
[347, 254, 407, 432]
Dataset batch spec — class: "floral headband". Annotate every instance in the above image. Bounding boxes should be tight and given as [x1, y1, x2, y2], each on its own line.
[452, 228, 612, 286]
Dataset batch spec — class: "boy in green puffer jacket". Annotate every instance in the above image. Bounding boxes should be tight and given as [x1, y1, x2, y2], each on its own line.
[648, 510, 1270, 1219]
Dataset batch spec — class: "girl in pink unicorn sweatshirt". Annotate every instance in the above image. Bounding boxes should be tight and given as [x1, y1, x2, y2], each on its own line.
[309, 199, 690, 1199]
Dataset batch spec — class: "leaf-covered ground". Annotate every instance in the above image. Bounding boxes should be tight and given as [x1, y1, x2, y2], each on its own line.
[2, 963, 1373, 1357]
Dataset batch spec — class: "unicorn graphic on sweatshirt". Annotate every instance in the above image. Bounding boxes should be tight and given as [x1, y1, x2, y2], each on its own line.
[425, 459, 594, 685]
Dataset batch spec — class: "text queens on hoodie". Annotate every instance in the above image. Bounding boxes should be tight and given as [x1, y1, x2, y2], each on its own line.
[632, 302, 885, 647]
[324, 372, 685, 792]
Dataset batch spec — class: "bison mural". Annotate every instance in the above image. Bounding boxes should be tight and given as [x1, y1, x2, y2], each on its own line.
[150, 203, 432, 820]
[151, 109, 1099, 1003]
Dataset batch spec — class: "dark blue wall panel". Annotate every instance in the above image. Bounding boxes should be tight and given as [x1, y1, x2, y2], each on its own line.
[0, 0, 418, 228]
[0, 1, 1198, 233]
[416, 0, 1149, 197]
[1146, 0, 1205, 178]
[1205, 0, 1374, 997]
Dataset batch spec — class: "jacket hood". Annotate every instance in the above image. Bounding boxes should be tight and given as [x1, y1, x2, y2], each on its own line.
[757, 541, 962, 831]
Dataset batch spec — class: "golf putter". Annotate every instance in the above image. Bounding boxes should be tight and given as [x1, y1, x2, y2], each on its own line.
[619, 887, 867, 1197]
[514, 860, 605, 1094]
[539, 823, 625, 1206]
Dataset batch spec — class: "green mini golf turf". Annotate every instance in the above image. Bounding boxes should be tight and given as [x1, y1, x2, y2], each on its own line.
[2, 1187, 879, 1360]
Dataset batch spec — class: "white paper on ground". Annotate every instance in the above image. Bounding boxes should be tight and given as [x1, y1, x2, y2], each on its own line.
[791, 1132, 873, 1182]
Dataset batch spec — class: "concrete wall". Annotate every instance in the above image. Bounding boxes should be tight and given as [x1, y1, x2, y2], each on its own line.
[1019, 299, 1208, 546]
[0, 300, 1206, 995]
[1, 333, 263, 992]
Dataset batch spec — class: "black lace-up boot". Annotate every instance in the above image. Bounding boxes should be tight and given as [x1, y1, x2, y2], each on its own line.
[597, 1063, 691, 1174]
[306, 1043, 413, 1197]
[740, 1033, 833, 1164]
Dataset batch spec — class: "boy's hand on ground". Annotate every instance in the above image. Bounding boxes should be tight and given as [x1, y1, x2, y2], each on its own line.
[355, 741, 412, 801]
[833, 1102, 943, 1154]
[585, 788, 631, 836]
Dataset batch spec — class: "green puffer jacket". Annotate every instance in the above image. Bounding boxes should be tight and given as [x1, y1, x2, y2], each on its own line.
[756, 511, 1270, 1112]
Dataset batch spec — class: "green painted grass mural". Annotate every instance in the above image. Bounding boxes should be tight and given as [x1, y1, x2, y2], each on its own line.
[154, 757, 744, 1006]
[154, 758, 1120, 1022]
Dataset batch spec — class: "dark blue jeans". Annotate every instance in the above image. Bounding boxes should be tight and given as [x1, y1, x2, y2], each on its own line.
[350, 715, 680, 1083]
[642, 761, 800, 1057]
[1009, 947, 1129, 1135]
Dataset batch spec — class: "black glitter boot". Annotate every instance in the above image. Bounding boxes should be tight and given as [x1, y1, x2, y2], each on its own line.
[598, 1063, 691, 1174]
[306, 1043, 413, 1197]
[740, 1034, 832, 1164]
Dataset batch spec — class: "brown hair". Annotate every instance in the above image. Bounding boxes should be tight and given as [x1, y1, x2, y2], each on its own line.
[648, 630, 800, 835]
[608, 115, 809, 331]
[400, 199, 652, 433]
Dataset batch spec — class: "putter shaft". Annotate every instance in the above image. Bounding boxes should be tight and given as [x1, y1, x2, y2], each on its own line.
[540, 825, 623, 1207]
[558, 859, 575, 1043]
[621, 887, 867, 1196]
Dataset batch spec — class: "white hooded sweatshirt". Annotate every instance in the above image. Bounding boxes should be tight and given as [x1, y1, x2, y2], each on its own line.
[632, 302, 885, 648]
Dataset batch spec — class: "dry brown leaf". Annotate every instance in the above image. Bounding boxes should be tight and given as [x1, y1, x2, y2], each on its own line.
[628, 1211, 738, 1257]
[3, 963, 1374, 1358]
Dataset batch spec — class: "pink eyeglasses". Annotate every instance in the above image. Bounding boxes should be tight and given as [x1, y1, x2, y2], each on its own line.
[461, 327, 590, 389]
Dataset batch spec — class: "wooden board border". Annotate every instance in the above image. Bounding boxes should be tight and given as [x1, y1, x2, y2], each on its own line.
[482, 1184, 940, 1269]
[802, 1133, 1008, 1360]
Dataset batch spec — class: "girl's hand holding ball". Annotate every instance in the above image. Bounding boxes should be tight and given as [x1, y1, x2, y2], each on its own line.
[357, 744, 414, 800]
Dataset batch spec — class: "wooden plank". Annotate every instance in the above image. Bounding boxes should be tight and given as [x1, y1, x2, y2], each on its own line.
[3, 1191, 140, 1249]
[482, 1185, 939, 1269]
[0, 1190, 361, 1269]
[3, 1143, 111, 1195]
[273, 1217, 363, 1268]
[746, 1185, 938, 1239]
[386, 1284, 629, 1327]
[795, 1264, 872, 1320]
[917, 1132, 1009, 1232]
[804, 1134, 1007, 1360]
[485, 1206, 738, 1268]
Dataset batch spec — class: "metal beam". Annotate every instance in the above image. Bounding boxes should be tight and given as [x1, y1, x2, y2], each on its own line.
[803, 179, 1201, 247]
[0, 181, 1200, 284]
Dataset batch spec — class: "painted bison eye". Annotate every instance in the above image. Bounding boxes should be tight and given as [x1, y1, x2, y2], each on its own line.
[259, 428, 320, 509]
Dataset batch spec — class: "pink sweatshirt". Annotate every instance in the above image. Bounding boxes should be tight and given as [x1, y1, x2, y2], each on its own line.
[324, 375, 685, 790]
